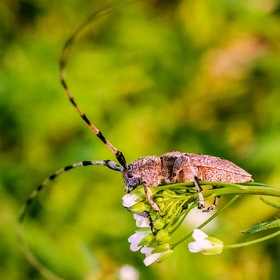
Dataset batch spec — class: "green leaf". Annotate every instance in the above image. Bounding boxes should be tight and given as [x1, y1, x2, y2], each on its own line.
[242, 219, 280, 234]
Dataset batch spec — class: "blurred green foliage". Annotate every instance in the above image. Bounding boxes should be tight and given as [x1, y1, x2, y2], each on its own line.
[1, 0, 280, 279]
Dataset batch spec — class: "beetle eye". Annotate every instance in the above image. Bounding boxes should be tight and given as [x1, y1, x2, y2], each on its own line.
[126, 164, 134, 178]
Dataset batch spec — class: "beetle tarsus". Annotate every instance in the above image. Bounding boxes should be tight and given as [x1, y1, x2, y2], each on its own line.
[203, 196, 220, 212]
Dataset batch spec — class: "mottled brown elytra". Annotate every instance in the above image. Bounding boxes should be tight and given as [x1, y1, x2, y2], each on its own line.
[18, 3, 253, 279]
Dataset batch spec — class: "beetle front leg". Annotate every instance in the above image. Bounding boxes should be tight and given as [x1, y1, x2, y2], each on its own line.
[143, 184, 160, 212]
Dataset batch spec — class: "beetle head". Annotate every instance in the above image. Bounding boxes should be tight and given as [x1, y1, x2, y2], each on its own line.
[122, 163, 141, 193]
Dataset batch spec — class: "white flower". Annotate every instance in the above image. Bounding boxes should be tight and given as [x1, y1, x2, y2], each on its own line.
[141, 246, 167, 266]
[133, 214, 150, 228]
[140, 245, 173, 266]
[188, 229, 223, 255]
[188, 229, 209, 252]
[118, 265, 139, 280]
[128, 231, 153, 252]
[141, 246, 162, 266]
[140, 246, 154, 256]
[122, 194, 140, 208]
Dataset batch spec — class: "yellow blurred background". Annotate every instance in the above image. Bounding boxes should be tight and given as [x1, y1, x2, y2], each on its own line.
[1, 0, 280, 279]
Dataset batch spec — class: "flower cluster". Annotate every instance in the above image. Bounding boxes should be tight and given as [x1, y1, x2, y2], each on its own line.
[123, 181, 280, 265]
[122, 184, 198, 265]
[127, 215, 173, 266]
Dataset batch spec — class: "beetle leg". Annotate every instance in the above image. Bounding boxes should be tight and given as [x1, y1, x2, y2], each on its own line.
[172, 155, 205, 209]
[143, 184, 160, 212]
[187, 157, 205, 209]
[204, 196, 220, 212]
[193, 175, 205, 209]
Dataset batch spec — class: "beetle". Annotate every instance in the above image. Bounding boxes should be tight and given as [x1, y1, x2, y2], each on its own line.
[18, 3, 253, 279]
[58, 5, 253, 213]
[122, 151, 253, 211]
[19, 2, 254, 223]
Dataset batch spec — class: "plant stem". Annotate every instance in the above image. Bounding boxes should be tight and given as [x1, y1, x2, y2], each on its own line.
[199, 182, 280, 199]
[224, 229, 280, 249]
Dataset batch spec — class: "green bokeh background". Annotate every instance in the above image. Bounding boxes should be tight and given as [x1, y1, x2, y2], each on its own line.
[1, 0, 280, 279]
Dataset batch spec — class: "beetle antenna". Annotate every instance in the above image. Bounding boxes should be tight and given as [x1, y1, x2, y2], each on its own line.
[59, 5, 127, 168]
[18, 160, 122, 280]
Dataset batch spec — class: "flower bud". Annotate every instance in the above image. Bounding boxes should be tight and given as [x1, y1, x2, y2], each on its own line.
[129, 202, 148, 213]
[156, 229, 171, 244]
[156, 249, 173, 263]
[138, 232, 154, 246]
[153, 218, 165, 230]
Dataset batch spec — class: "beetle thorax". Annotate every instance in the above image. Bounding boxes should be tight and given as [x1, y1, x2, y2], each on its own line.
[122, 155, 163, 192]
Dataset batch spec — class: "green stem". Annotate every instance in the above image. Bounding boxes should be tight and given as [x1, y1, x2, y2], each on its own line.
[155, 182, 280, 200]
[224, 229, 280, 249]
[169, 202, 196, 234]
[198, 182, 280, 200]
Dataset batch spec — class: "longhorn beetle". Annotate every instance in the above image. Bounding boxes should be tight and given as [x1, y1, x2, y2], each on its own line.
[18, 2, 253, 278]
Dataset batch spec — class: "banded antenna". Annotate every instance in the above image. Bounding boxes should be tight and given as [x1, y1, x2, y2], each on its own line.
[18, 160, 122, 280]
[59, 4, 128, 168]
[18, 2, 140, 279]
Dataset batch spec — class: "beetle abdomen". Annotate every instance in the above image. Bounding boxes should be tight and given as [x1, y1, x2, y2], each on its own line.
[187, 153, 253, 183]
